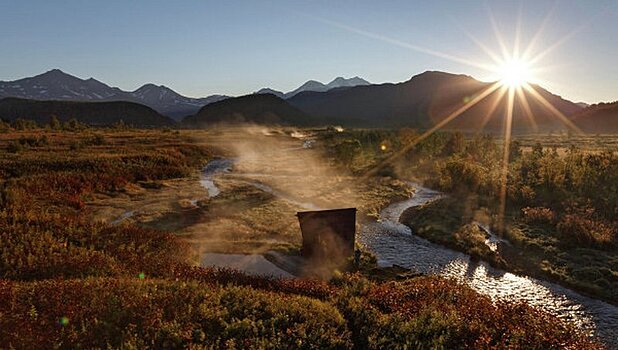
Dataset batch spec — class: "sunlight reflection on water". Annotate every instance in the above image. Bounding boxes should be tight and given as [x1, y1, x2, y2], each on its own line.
[359, 185, 618, 347]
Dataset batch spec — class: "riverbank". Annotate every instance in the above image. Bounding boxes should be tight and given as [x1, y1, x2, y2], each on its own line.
[175, 127, 414, 258]
[84, 127, 413, 262]
[400, 195, 618, 306]
[361, 184, 618, 346]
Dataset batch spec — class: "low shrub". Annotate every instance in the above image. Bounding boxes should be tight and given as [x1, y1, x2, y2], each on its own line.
[6, 141, 23, 153]
[0, 278, 352, 349]
[324, 274, 599, 349]
[88, 133, 106, 145]
[521, 206, 556, 226]
[557, 207, 615, 248]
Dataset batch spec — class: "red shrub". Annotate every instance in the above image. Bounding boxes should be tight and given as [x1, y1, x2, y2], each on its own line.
[557, 207, 615, 247]
[521, 206, 556, 225]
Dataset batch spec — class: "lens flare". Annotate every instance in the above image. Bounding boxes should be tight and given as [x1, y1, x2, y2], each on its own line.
[314, 6, 588, 231]
[498, 59, 531, 88]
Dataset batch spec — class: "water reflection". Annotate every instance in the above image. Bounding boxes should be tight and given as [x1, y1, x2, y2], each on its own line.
[359, 185, 618, 347]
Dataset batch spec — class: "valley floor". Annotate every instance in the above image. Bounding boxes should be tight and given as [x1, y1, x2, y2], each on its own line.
[0, 126, 604, 348]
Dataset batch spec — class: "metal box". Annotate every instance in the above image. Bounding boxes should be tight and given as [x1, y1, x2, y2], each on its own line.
[297, 208, 356, 262]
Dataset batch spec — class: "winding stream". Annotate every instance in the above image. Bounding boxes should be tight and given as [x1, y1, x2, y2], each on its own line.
[200, 158, 618, 347]
[359, 184, 618, 347]
[200, 158, 234, 197]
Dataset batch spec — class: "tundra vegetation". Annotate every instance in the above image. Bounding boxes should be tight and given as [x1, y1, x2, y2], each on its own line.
[319, 128, 617, 303]
[0, 124, 602, 348]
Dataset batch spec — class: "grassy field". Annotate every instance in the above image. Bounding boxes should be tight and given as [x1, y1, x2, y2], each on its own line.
[0, 126, 603, 348]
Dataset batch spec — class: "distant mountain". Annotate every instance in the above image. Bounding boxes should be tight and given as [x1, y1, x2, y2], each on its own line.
[131, 83, 227, 119]
[285, 80, 330, 98]
[571, 101, 618, 133]
[0, 69, 228, 120]
[576, 102, 590, 108]
[288, 71, 583, 133]
[0, 69, 127, 101]
[182, 94, 313, 127]
[0, 97, 174, 127]
[2, 69, 588, 132]
[326, 76, 371, 89]
[255, 76, 371, 99]
[254, 88, 285, 98]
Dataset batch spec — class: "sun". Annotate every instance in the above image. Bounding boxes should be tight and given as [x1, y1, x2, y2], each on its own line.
[498, 58, 531, 88]
[326, 6, 586, 231]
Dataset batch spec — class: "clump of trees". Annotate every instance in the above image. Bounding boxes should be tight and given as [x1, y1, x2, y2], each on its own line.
[406, 134, 618, 248]
[11, 118, 39, 130]
[323, 129, 617, 248]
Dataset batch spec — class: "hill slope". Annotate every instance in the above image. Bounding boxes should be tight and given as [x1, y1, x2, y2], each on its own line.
[288, 71, 582, 133]
[182, 94, 313, 127]
[571, 102, 618, 133]
[0, 97, 174, 127]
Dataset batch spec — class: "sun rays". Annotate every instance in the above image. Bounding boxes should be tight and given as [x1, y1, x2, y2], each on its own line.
[312, 6, 588, 231]
[497, 59, 531, 88]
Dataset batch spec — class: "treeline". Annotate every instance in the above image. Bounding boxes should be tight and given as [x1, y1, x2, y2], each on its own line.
[424, 135, 617, 248]
[1, 116, 134, 132]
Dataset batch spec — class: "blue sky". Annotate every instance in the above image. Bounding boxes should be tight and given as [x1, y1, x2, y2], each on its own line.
[0, 0, 616, 103]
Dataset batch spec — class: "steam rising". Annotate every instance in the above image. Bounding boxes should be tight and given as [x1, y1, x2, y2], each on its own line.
[202, 125, 360, 210]
[187, 125, 362, 263]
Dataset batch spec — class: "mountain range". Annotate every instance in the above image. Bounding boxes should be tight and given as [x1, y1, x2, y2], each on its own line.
[0, 69, 225, 120]
[287, 71, 583, 133]
[570, 101, 618, 133]
[0, 70, 370, 120]
[2, 69, 616, 133]
[181, 71, 589, 132]
[254, 76, 371, 99]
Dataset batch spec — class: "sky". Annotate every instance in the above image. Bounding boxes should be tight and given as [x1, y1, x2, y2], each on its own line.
[0, 0, 616, 103]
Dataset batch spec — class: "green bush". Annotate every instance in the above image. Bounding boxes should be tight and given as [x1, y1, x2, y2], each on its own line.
[63, 118, 87, 131]
[49, 115, 62, 130]
[12, 118, 38, 130]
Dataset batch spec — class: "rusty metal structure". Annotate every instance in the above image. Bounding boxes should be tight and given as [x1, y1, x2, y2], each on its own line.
[296, 208, 356, 264]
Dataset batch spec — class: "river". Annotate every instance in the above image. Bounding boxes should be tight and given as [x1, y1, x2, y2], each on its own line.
[359, 184, 618, 347]
[199, 155, 618, 347]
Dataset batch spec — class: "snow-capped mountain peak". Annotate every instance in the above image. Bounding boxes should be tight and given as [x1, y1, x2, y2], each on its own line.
[327, 76, 370, 89]
[254, 76, 371, 99]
